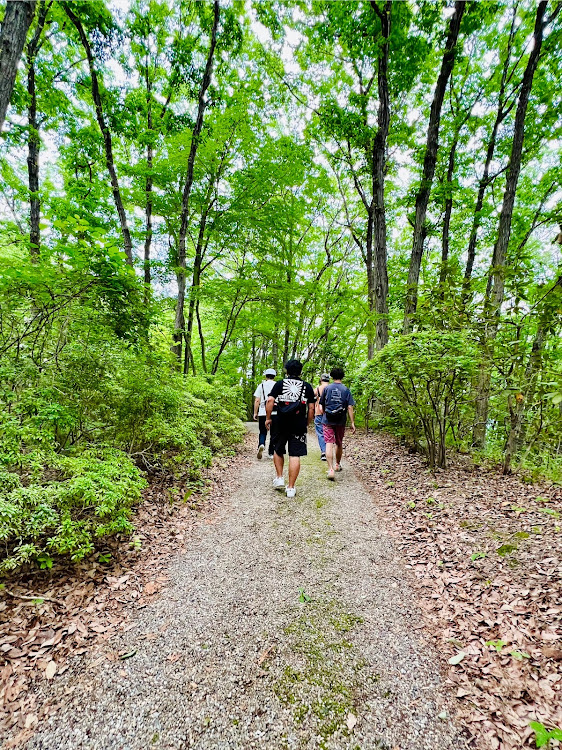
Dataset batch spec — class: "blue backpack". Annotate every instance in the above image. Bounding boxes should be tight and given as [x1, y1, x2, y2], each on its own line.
[324, 385, 349, 421]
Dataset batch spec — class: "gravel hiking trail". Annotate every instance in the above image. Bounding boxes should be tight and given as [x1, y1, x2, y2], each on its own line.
[26, 424, 466, 750]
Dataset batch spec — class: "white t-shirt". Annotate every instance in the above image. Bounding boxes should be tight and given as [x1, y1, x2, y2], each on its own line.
[253, 379, 275, 416]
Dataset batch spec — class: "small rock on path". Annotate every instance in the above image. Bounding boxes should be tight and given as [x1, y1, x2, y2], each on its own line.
[27, 425, 466, 749]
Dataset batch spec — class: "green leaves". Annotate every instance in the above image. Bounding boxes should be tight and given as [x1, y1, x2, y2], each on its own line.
[529, 721, 562, 748]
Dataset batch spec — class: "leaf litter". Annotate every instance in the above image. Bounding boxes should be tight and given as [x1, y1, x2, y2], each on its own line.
[348, 431, 562, 750]
[0, 441, 251, 748]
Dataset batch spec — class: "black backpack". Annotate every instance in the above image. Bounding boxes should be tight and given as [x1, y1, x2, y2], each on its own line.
[276, 380, 306, 426]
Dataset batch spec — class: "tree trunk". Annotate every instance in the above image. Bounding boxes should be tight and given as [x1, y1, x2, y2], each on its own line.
[403, 0, 466, 332]
[26, 1, 47, 260]
[196, 299, 207, 373]
[463, 8, 517, 299]
[172, 0, 219, 365]
[144, 52, 153, 305]
[365, 205, 376, 359]
[63, 4, 133, 264]
[371, 0, 391, 351]
[474, 1, 549, 447]
[503, 327, 544, 473]
[439, 134, 458, 296]
[0, 0, 36, 132]
[184, 185, 214, 374]
[489, 1, 547, 321]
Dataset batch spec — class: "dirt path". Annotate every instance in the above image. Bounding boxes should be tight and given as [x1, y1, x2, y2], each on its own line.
[26, 425, 466, 750]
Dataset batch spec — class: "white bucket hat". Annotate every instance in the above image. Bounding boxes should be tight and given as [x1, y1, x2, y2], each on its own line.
[264, 368, 276, 376]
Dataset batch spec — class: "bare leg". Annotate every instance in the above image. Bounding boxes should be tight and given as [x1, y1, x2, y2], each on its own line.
[288, 456, 300, 488]
[273, 452, 284, 478]
[325, 442, 334, 470]
[335, 445, 343, 465]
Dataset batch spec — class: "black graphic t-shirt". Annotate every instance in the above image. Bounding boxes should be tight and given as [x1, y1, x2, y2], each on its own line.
[269, 378, 315, 434]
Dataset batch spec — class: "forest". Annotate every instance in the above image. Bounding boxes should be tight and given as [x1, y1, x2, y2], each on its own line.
[0, 0, 561, 569]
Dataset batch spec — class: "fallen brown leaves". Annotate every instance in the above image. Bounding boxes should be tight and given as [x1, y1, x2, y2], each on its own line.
[0, 441, 251, 748]
[347, 431, 562, 750]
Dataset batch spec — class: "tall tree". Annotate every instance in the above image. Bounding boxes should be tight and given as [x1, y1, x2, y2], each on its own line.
[172, 0, 220, 367]
[62, 3, 134, 265]
[403, 0, 466, 333]
[473, 0, 553, 447]
[0, 0, 36, 132]
[26, 0, 49, 259]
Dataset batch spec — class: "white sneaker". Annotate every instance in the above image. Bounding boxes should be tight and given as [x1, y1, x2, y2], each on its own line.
[273, 476, 285, 490]
[257, 444, 264, 459]
[286, 487, 296, 498]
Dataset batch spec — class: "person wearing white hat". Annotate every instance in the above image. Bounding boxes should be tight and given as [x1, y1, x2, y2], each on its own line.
[253, 368, 277, 459]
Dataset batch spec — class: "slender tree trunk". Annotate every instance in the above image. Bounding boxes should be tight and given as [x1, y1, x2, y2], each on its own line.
[473, 1, 549, 448]
[184, 188, 213, 374]
[26, 1, 47, 260]
[503, 327, 544, 473]
[463, 9, 516, 299]
[403, 0, 466, 333]
[196, 299, 207, 373]
[439, 135, 458, 295]
[144, 54, 153, 305]
[489, 2, 547, 320]
[371, 0, 391, 351]
[172, 0, 219, 365]
[0, 0, 36, 132]
[63, 4, 133, 264]
[365, 205, 376, 359]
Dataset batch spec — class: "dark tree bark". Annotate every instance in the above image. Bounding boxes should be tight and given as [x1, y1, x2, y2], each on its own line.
[62, 4, 134, 265]
[0, 0, 35, 132]
[438, 134, 458, 295]
[463, 8, 518, 300]
[196, 299, 207, 373]
[371, 0, 391, 352]
[489, 2, 548, 318]
[403, 0, 466, 333]
[473, 0, 550, 448]
[26, 1, 48, 260]
[143, 49, 153, 304]
[172, 0, 219, 366]
[503, 327, 544, 474]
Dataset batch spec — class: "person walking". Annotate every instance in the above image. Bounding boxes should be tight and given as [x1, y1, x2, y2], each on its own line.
[265, 359, 315, 498]
[318, 366, 356, 481]
[253, 368, 276, 459]
[314, 373, 330, 461]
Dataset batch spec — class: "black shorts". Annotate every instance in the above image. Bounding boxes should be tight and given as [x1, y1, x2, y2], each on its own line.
[272, 430, 307, 457]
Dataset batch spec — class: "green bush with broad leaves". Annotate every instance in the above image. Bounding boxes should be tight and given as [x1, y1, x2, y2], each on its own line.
[355, 330, 480, 468]
[0, 240, 244, 575]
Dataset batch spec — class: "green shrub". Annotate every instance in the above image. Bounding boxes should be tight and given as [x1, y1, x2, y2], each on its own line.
[0, 250, 244, 574]
[0, 449, 146, 574]
[356, 331, 479, 468]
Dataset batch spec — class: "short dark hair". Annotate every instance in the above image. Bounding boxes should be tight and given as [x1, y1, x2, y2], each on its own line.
[330, 366, 345, 380]
[285, 359, 303, 377]
[265, 374, 275, 380]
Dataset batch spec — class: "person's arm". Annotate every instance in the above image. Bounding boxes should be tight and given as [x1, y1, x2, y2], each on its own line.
[307, 385, 315, 426]
[265, 396, 275, 428]
[318, 386, 325, 415]
[253, 396, 260, 420]
[348, 405, 356, 434]
[307, 401, 315, 425]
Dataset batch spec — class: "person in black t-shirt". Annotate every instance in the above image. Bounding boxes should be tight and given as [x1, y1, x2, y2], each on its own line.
[265, 359, 315, 499]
